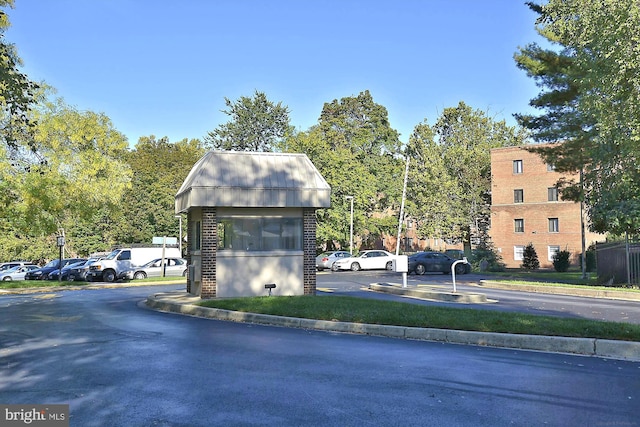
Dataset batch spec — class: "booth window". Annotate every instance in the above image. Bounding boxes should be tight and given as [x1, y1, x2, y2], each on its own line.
[218, 217, 303, 251]
[191, 220, 201, 251]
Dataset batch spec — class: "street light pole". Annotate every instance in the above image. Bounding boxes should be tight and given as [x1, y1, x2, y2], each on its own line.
[345, 196, 354, 254]
[175, 215, 183, 256]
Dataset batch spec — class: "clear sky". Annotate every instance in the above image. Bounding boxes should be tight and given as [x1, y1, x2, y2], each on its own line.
[6, 0, 545, 146]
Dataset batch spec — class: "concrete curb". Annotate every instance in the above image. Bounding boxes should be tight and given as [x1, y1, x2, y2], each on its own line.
[369, 282, 488, 303]
[478, 280, 640, 301]
[145, 292, 640, 362]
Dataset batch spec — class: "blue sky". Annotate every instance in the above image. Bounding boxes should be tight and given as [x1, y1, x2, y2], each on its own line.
[6, 0, 545, 146]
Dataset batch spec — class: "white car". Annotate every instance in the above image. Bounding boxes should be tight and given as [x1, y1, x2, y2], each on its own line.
[0, 264, 39, 281]
[331, 250, 395, 272]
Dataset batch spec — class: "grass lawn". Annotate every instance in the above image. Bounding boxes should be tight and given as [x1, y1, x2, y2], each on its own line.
[199, 295, 640, 342]
[0, 276, 185, 289]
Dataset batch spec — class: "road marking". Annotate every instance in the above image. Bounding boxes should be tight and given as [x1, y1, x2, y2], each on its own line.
[28, 314, 83, 322]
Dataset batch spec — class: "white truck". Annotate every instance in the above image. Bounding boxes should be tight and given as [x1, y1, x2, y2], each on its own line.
[88, 246, 181, 282]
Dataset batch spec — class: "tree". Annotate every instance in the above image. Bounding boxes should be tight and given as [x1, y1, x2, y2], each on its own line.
[406, 102, 527, 251]
[0, 1, 39, 150]
[0, 96, 132, 260]
[515, 1, 640, 235]
[112, 136, 205, 246]
[205, 90, 292, 152]
[521, 242, 540, 271]
[284, 91, 404, 250]
[552, 249, 571, 272]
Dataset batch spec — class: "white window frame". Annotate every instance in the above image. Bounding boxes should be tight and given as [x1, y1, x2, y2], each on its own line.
[548, 245, 560, 261]
[514, 245, 525, 261]
[548, 218, 559, 233]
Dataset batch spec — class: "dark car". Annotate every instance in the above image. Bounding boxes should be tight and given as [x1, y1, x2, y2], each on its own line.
[408, 251, 471, 275]
[66, 258, 102, 281]
[47, 260, 88, 280]
[25, 258, 86, 280]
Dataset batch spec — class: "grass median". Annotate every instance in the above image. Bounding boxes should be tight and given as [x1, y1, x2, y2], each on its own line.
[0, 277, 185, 289]
[199, 295, 640, 342]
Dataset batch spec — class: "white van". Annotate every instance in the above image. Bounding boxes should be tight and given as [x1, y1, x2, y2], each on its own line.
[88, 247, 181, 282]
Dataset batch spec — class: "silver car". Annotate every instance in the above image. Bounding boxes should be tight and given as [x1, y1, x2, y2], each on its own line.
[315, 251, 352, 271]
[126, 258, 188, 280]
[0, 265, 39, 281]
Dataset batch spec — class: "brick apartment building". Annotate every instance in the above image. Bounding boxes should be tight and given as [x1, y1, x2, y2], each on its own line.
[489, 146, 605, 269]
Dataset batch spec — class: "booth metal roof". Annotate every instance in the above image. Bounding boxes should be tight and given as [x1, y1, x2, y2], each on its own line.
[175, 151, 331, 212]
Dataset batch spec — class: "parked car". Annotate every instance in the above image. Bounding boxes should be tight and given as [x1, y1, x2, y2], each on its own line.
[66, 258, 102, 281]
[408, 251, 471, 275]
[331, 250, 395, 272]
[316, 251, 352, 271]
[47, 260, 87, 280]
[25, 258, 86, 280]
[0, 264, 39, 281]
[0, 261, 32, 272]
[125, 258, 188, 280]
[89, 247, 182, 282]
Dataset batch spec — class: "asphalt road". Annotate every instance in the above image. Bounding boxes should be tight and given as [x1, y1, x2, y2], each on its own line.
[1, 284, 639, 426]
[318, 270, 640, 324]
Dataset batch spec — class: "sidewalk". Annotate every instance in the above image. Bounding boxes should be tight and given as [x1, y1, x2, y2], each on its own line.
[145, 287, 640, 362]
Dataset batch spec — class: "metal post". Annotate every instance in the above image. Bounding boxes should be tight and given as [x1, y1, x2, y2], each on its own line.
[56, 229, 65, 283]
[580, 169, 587, 280]
[345, 196, 354, 254]
[175, 215, 183, 256]
[396, 156, 410, 288]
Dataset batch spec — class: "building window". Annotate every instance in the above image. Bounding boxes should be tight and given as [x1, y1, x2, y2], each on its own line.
[548, 218, 559, 233]
[192, 221, 201, 251]
[514, 246, 525, 261]
[548, 187, 558, 202]
[548, 245, 560, 261]
[513, 160, 523, 174]
[404, 237, 413, 251]
[547, 163, 556, 171]
[514, 219, 524, 233]
[514, 189, 524, 203]
[218, 216, 303, 251]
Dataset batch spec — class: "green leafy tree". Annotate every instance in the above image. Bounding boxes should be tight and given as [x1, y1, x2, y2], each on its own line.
[406, 102, 526, 251]
[113, 136, 205, 246]
[521, 242, 540, 271]
[205, 90, 292, 152]
[0, 1, 39, 150]
[284, 91, 403, 250]
[515, 1, 640, 235]
[282, 127, 372, 249]
[0, 96, 132, 261]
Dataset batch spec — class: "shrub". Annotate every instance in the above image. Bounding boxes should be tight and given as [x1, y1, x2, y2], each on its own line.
[521, 242, 539, 271]
[552, 250, 571, 272]
[470, 245, 505, 272]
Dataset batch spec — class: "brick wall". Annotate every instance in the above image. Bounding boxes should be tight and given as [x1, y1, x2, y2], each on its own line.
[303, 208, 317, 295]
[201, 207, 217, 298]
[489, 146, 604, 268]
[186, 217, 192, 293]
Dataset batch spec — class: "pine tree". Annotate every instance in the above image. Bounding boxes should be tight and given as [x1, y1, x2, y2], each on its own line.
[521, 242, 540, 271]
